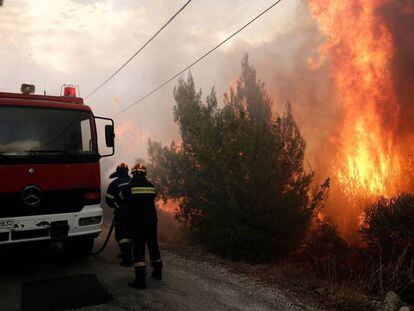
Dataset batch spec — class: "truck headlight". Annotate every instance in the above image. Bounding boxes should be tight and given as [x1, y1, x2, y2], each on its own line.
[79, 216, 102, 226]
[84, 191, 101, 205]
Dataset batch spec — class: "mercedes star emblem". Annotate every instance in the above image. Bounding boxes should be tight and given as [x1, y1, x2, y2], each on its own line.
[21, 185, 42, 206]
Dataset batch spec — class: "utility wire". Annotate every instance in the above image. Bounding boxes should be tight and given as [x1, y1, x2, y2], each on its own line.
[86, 0, 192, 99]
[113, 0, 284, 118]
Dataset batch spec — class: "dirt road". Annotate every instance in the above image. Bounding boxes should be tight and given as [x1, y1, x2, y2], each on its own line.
[0, 232, 320, 311]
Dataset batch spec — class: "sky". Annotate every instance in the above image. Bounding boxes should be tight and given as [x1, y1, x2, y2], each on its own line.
[0, 0, 326, 178]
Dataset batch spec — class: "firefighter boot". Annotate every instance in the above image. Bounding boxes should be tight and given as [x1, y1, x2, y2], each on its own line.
[151, 260, 163, 281]
[119, 243, 133, 267]
[129, 266, 146, 289]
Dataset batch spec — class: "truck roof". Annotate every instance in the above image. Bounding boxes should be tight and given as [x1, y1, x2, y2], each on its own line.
[0, 92, 92, 112]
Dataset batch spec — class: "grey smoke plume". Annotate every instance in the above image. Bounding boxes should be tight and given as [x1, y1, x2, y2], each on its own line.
[0, 0, 338, 196]
[8, 1, 414, 232]
[378, 0, 414, 139]
[0, 0, 316, 177]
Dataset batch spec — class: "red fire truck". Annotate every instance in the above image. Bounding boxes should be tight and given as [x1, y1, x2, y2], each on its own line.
[0, 84, 114, 257]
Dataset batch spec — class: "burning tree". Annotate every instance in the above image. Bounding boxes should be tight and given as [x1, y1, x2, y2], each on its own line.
[148, 56, 317, 261]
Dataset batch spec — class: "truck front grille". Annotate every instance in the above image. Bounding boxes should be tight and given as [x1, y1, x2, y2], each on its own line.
[0, 189, 95, 218]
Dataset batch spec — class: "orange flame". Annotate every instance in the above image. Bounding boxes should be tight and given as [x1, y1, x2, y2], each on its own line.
[158, 200, 179, 214]
[309, 0, 403, 201]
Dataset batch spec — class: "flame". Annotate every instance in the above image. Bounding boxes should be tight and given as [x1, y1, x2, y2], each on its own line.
[309, 0, 403, 200]
[158, 200, 179, 214]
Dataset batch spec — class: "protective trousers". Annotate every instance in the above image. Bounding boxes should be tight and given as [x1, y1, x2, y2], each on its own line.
[132, 223, 162, 273]
[114, 209, 133, 265]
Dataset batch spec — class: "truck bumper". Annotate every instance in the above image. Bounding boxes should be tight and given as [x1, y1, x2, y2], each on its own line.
[0, 204, 103, 245]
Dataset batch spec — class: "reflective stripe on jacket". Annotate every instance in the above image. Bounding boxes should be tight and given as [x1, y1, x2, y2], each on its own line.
[119, 176, 158, 224]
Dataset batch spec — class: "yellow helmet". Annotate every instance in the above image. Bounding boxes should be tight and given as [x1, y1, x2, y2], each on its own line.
[131, 162, 147, 175]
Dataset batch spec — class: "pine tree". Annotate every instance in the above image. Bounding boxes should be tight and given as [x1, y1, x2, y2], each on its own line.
[148, 55, 315, 261]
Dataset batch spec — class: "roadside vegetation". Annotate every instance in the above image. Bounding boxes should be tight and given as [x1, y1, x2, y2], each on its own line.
[148, 55, 327, 261]
[147, 55, 414, 308]
[295, 193, 414, 308]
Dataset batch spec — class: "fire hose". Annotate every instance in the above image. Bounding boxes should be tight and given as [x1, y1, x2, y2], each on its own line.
[92, 215, 116, 256]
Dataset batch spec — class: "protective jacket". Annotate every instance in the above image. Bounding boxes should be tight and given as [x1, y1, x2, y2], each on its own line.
[119, 176, 158, 225]
[105, 172, 130, 210]
[105, 171, 132, 255]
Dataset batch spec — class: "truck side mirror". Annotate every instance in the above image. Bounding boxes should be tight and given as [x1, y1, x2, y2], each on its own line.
[105, 125, 115, 147]
[95, 116, 115, 157]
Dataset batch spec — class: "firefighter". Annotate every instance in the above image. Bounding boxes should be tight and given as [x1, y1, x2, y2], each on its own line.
[119, 162, 162, 289]
[105, 162, 133, 266]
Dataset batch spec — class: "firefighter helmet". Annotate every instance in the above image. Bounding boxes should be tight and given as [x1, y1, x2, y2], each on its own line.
[117, 162, 129, 171]
[109, 162, 128, 179]
[131, 162, 147, 175]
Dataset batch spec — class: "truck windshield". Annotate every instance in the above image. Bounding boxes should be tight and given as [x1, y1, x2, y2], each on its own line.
[0, 106, 97, 156]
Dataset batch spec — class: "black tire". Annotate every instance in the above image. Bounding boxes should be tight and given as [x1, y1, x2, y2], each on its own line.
[63, 236, 95, 259]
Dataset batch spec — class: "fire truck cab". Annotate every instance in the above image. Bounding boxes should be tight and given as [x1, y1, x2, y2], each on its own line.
[0, 85, 114, 258]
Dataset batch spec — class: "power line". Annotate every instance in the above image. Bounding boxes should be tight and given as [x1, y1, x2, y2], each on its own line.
[113, 0, 284, 118]
[85, 0, 192, 99]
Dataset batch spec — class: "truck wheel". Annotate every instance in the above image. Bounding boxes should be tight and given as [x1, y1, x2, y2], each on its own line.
[63, 236, 94, 259]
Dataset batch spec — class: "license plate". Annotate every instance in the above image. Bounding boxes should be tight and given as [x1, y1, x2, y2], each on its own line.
[0, 219, 15, 229]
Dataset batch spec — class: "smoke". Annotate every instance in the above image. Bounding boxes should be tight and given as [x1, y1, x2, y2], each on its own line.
[378, 1, 414, 140]
[252, 1, 340, 181]
[156, 200, 184, 245]
[87, 0, 307, 186]
[368, 0, 414, 189]
[3, 0, 413, 238]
